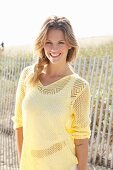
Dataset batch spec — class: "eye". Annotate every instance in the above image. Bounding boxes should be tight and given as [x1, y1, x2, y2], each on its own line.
[58, 41, 65, 44]
[45, 41, 52, 45]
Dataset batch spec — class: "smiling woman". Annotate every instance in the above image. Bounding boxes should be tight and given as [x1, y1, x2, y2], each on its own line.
[12, 15, 91, 170]
[43, 29, 71, 64]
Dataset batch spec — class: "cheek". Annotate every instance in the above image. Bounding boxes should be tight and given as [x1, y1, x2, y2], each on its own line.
[44, 47, 49, 53]
[43, 48, 51, 58]
[61, 44, 70, 51]
[62, 47, 69, 53]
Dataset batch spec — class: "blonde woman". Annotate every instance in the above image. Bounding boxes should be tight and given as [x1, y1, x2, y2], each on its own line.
[12, 15, 91, 170]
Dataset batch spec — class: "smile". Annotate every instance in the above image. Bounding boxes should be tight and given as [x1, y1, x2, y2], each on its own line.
[50, 53, 61, 57]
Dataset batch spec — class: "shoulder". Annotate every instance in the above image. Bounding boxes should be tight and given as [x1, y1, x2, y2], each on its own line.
[20, 65, 34, 79]
[72, 73, 89, 87]
[71, 73, 90, 97]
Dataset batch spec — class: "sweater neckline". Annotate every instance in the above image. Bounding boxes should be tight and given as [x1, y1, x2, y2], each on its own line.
[38, 73, 77, 88]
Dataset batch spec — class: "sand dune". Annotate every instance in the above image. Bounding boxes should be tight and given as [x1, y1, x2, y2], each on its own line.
[78, 35, 113, 47]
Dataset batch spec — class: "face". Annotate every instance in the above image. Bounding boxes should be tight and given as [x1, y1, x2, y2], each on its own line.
[43, 29, 71, 64]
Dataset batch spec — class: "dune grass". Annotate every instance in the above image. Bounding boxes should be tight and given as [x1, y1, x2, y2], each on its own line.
[78, 41, 113, 58]
[1, 35, 113, 60]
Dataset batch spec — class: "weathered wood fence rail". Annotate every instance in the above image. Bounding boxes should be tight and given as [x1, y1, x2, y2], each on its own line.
[0, 56, 113, 170]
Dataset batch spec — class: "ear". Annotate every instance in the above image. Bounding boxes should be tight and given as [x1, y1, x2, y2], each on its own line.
[68, 46, 72, 50]
[68, 45, 72, 50]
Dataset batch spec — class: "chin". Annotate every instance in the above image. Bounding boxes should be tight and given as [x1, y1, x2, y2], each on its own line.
[50, 58, 61, 64]
[50, 61, 60, 65]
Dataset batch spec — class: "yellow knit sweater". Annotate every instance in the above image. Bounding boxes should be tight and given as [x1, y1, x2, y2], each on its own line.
[12, 65, 91, 170]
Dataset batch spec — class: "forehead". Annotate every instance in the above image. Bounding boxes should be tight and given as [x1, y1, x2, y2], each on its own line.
[46, 29, 65, 40]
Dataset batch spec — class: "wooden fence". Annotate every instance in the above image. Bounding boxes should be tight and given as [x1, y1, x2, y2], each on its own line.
[0, 56, 113, 170]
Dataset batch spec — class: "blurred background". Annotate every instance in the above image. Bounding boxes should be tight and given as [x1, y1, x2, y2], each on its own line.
[0, 0, 113, 45]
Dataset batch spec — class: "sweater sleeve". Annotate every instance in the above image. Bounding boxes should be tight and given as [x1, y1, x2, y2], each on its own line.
[66, 80, 91, 139]
[12, 67, 27, 129]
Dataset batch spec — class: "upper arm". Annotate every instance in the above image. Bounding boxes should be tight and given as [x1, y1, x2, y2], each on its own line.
[12, 68, 28, 129]
[66, 79, 91, 139]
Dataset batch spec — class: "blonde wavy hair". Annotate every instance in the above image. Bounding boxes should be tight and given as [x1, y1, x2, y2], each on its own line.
[28, 15, 79, 86]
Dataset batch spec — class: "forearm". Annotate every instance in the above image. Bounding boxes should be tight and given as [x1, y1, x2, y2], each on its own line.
[74, 138, 89, 170]
[15, 127, 23, 162]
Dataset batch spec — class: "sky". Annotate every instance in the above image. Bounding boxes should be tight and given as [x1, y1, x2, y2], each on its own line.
[0, 0, 113, 46]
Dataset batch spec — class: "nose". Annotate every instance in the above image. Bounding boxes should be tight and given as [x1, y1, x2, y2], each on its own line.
[50, 44, 59, 52]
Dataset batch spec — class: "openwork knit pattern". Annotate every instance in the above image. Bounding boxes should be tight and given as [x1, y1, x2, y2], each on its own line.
[31, 141, 66, 158]
[71, 80, 91, 127]
[37, 77, 71, 94]
[12, 65, 91, 170]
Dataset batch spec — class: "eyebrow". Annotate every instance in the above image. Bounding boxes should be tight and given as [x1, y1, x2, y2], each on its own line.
[46, 39, 65, 42]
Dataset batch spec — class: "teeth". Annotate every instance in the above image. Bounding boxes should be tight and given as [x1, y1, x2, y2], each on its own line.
[50, 54, 60, 57]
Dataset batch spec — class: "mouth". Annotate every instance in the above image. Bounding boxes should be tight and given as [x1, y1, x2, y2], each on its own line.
[50, 53, 61, 58]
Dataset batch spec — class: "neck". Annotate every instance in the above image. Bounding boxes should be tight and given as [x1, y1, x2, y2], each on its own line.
[43, 63, 73, 77]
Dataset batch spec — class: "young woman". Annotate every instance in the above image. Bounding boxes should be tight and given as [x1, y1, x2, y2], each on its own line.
[12, 15, 91, 170]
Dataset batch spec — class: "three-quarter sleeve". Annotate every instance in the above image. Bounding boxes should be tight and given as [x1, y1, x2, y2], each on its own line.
[66, 81, 91, 139]
[12, 68, 27, 129]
